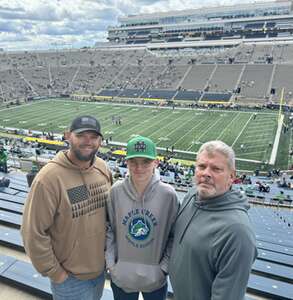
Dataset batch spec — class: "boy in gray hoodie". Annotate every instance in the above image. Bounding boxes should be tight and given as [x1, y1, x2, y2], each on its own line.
[106, 136, 179, 300]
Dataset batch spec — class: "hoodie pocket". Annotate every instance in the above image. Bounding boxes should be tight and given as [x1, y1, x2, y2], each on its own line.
[62, 234, 105, 275]
[111, 261, 166, 292]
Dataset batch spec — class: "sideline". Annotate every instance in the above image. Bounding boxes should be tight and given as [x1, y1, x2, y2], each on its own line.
[269, 114, 284, 165]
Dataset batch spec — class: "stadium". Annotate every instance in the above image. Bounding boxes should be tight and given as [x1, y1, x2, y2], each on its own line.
[0, 0, 292, 299]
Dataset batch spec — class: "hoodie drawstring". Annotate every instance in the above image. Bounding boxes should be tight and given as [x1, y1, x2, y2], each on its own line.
[179, 203, 200, 244]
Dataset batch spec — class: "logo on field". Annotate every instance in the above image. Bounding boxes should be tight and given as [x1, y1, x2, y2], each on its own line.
[129, 218, 150, 241]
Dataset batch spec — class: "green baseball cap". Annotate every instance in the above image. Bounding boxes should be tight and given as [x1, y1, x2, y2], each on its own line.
[125, 136, 157, 160]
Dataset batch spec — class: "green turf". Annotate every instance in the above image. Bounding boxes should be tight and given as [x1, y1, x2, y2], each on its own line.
[0, 99, 285, 170]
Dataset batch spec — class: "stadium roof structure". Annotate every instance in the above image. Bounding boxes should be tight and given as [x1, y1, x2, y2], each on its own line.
[107, 0, 293, 47]
[119, 0, 291, 23]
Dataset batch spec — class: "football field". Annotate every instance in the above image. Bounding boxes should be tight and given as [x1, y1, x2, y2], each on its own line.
[0, 99, 283, 169]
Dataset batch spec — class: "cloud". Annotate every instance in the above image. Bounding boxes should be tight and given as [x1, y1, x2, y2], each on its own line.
[0, 32, 30, 43]
[0, 20, 21, 33]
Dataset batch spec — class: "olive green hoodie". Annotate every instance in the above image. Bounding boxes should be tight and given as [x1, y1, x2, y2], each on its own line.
[21, 151, 112, 282]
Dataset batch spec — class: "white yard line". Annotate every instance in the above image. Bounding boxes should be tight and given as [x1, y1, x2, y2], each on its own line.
[238, 150, 266, 157]
[244, 139, 272, 144]
[115, 110, 173, 138]
[156, 113, 198, 146]
[216, 112, 240, 140]
[158, 113, 195, 138]
[245, 134, 273, 139]
[235, 157, 262, 163]
[231, 114, 254, 148]
[236, 144, 268, 151]
[0, 99, 51, 113]
[173, 117, 210, 147]
[245, 128, 275, 134]
[240, 144, 270, 149]
[186, 117, 224, 151]
[140, 113, 183, 137]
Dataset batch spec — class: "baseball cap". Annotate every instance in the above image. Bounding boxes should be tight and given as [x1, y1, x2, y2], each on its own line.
[125, 136, 157, 160]
[70, 115, 103, 137]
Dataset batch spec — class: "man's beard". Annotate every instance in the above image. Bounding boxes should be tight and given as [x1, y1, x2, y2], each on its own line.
[71, 146, 97, 162]
[197, 187, 216, 200]
[196, 180, 216, 200]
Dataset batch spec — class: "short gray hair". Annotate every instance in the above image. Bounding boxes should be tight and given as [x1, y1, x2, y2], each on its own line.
[197, 140, 235, 170]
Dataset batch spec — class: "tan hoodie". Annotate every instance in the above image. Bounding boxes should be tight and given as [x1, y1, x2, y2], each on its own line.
[21, 151, 112, 282]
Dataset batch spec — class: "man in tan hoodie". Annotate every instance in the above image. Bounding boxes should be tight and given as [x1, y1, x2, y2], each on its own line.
[21, 115, 112, 300]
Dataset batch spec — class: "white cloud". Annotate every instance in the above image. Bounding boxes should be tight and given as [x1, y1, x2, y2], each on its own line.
[0, 0, 269, 51]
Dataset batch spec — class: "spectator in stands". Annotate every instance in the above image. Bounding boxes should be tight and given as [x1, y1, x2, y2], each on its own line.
[106, 136, 179, 300]
[0, 142, 8, 173]
[273, 168, 281, 177]
[21, 115, 112, 300]
[113, 167, 122, 180]
[169, 140, 257, 300]
[0, 176, 10, 187]
[279, 172, 289, 188]
[276, 190, 285, 203]
[257, 181, 270, 193]
[254, 169, 260, 176]
[240, 173, 252, 184]
[279, 177, 289, 188]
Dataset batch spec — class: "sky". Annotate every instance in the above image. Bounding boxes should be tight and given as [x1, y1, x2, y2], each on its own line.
[0, 0, 268, 51]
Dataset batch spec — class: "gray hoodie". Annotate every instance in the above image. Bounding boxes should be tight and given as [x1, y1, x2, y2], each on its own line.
[106, 173, 179, 293]
[169, 188, 257, 300]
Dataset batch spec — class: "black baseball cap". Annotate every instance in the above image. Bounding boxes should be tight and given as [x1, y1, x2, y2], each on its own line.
[70, 115, 103, 137]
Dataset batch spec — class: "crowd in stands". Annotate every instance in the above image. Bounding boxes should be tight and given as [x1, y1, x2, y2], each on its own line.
[1, 134, 293, 206]
[232, 168, 293, 205]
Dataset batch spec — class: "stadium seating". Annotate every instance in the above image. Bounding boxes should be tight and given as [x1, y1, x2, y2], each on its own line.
[0, 193, 25, 205]
[174, 90, 201, 101]
[271, 64, 293, 104]
[0, 171, 292, 299]
[1, 45, 293, 104]
[239, 64, 274, 99]
[0, 255, 114, 299]
[250, 44, 273, 63]
[118, 89, 144, 98]
[208, 64, 243, 93]
[0, 226, 23, 250]
[97, 89, 121, 97]
[141, 89, 176, 100]
[107, 65, 144, 90]
[200, 92, 232, 102]
[181, 65, 215, 90]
